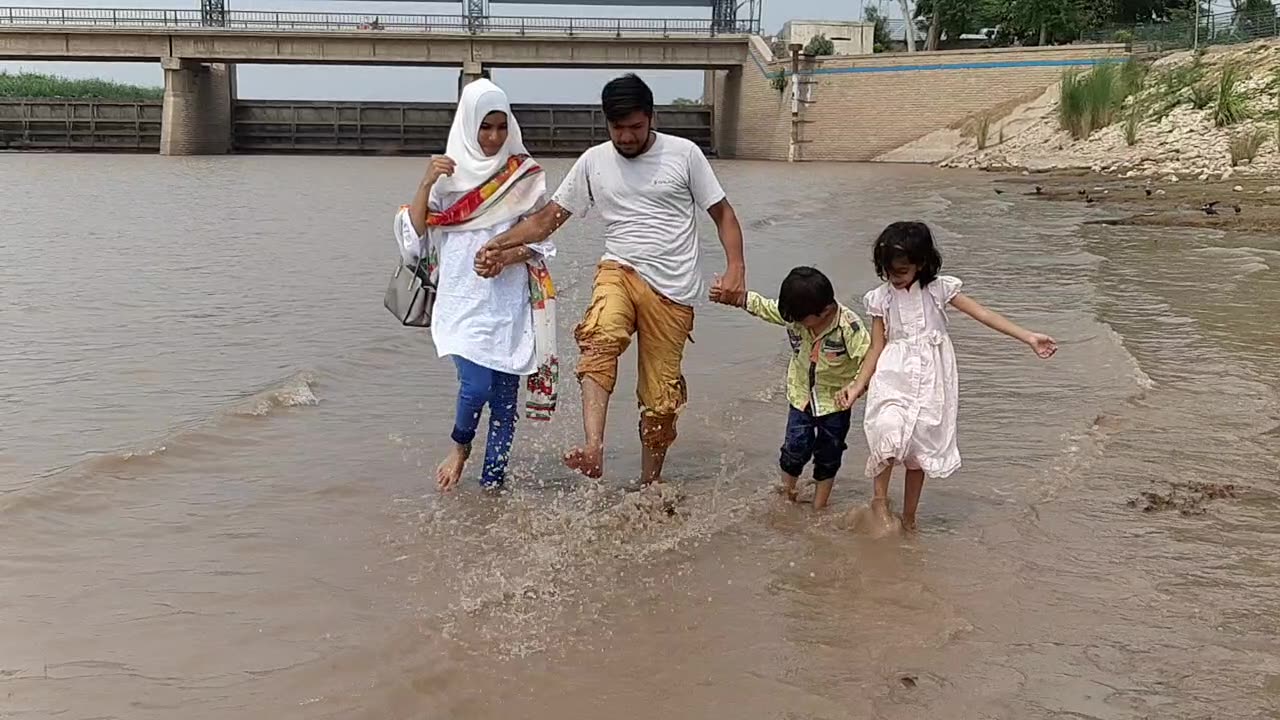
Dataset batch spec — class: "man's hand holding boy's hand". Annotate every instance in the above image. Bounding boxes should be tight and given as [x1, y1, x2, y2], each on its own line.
[709, 282, 746, 307]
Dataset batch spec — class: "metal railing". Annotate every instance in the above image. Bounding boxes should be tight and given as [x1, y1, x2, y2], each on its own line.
[0, 6, 756, 36]
[1087, 7, 1280, 53]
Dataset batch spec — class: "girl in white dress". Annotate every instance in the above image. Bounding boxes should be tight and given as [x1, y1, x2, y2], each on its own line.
[838, 222, 1057, 531]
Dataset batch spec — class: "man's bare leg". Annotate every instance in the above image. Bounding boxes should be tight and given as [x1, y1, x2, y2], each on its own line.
[563, 376, 610, 478]
[640, 444, 667, 486]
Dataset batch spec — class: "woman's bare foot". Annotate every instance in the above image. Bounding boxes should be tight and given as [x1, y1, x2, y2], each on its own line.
[563, 444, 604, 479]
[436, 443, 470, 492]
[900, 514, 918, 533]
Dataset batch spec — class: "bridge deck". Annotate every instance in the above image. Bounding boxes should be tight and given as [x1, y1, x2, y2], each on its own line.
[0, 6, 756, 36]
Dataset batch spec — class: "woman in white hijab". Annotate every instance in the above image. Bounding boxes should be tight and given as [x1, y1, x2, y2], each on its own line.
[399, 79, 556, 493]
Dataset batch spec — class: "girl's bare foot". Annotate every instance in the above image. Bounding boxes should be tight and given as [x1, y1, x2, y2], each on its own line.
[563, 444, 604, 479]
[436, 444, 470, 492]
[901, 514, 918, 532]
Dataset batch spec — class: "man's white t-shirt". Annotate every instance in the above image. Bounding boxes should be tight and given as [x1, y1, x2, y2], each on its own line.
[551, 132, 726, 306]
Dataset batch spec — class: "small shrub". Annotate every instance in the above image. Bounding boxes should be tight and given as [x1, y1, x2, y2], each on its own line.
[1229, 127, 1268, 166]
[804, 34, 834, 57]
[770, 73, 787, 92]
[1215, 63, 1251, 128]
[1114, 29, 1135, 46]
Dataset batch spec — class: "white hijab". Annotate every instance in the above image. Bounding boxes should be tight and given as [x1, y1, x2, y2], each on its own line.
[434, 78, 530, 195]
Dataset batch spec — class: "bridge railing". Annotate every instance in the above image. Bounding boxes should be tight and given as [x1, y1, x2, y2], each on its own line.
[0, 6, 756, 35]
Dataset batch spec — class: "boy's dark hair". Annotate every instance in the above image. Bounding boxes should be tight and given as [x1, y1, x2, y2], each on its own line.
[873, 221, 943, 288]
[777, 266, 836, 323]
[602, 74, 654, 122]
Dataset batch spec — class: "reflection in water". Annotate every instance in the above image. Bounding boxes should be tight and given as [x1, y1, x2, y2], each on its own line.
[1, 155, 1278, 719]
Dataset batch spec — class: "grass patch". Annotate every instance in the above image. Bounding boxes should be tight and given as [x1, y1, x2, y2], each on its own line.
[975, 114, 991, 150]
[1190, 82, 1214, 109]
[1059, 61, 1143, 140]
[1215, 63, 1251, 128]
[1124, 99, 1145, 146]
[1229, 127, 1268, 166]
[1120, 57, 1148, 96]
[1149, 60, 1208, 119]
[0, 71, 162, 100]
[1059, 70, 1090, 139]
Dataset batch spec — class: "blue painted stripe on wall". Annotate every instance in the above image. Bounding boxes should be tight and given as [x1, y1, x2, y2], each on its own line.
[805, 57, 1112, 75]
[749, 51, 1118, 79]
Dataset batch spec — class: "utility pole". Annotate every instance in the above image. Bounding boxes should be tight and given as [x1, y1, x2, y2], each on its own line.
[1194, 0, 1201, 49]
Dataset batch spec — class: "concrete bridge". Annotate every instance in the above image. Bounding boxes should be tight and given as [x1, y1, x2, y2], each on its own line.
[0, 6, 752, 154]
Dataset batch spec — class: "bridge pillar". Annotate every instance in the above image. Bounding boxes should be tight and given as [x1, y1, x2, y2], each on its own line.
[457, 62, 490, 99]
[160, 58, 235, 156]
[704, 66, 742, 158]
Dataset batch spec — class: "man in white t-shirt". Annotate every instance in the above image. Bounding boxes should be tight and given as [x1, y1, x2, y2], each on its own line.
[474, 73, 746, 486]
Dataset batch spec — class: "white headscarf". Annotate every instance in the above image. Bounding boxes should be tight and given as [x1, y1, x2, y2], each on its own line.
[434, 78, 530, 195]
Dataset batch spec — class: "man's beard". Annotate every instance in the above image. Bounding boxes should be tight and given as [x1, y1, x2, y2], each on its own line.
[612, 130, 653, 159]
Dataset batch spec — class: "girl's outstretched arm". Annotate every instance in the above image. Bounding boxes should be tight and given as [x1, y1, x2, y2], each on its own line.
[837, 316, 886, 409]
[950, 293, 1058, 358]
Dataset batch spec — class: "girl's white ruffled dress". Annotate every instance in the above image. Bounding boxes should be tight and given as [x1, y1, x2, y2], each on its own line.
[862, 275, 964, 479]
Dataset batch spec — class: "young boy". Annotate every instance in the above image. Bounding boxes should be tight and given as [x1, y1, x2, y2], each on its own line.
[712, 267, 870, 510]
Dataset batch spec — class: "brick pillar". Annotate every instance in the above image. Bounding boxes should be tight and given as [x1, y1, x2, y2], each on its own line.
[160, 58, 234, 156]
[457, 62, 489, 99]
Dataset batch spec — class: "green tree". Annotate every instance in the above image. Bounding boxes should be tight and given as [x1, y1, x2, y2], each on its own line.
[864, 6, 893, 52]
[1099, 0, 1196, 23]
[915, 0, 1003, 49]
[998, 0, 1087, 45]
[670, 97, 700, 106]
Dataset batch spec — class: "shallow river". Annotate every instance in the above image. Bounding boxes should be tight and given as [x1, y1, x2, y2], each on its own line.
[2, 154, 1279, 719]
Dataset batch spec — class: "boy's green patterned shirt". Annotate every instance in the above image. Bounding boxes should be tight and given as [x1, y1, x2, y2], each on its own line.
[745, 291, 871, 417]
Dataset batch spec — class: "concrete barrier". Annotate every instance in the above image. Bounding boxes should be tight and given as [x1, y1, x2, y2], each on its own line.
[0, 98, 714, 155]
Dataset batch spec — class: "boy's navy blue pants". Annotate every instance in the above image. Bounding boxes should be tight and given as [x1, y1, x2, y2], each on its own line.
[780, 405, 852, 482]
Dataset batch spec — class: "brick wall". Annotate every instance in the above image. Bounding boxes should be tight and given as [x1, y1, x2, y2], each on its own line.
[720, 43, 1128, 162]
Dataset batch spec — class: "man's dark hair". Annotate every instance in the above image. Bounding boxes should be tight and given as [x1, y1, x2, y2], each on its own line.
[602, 73, 655, 122]
[777, 267, 836, 323]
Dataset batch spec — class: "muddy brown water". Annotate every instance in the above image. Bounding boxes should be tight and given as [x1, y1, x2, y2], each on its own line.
[2, 155, 1279, 719]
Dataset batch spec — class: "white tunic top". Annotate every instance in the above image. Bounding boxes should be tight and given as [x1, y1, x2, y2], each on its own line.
[422, 189, 554, 376]
[862, 275, 964, 479]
